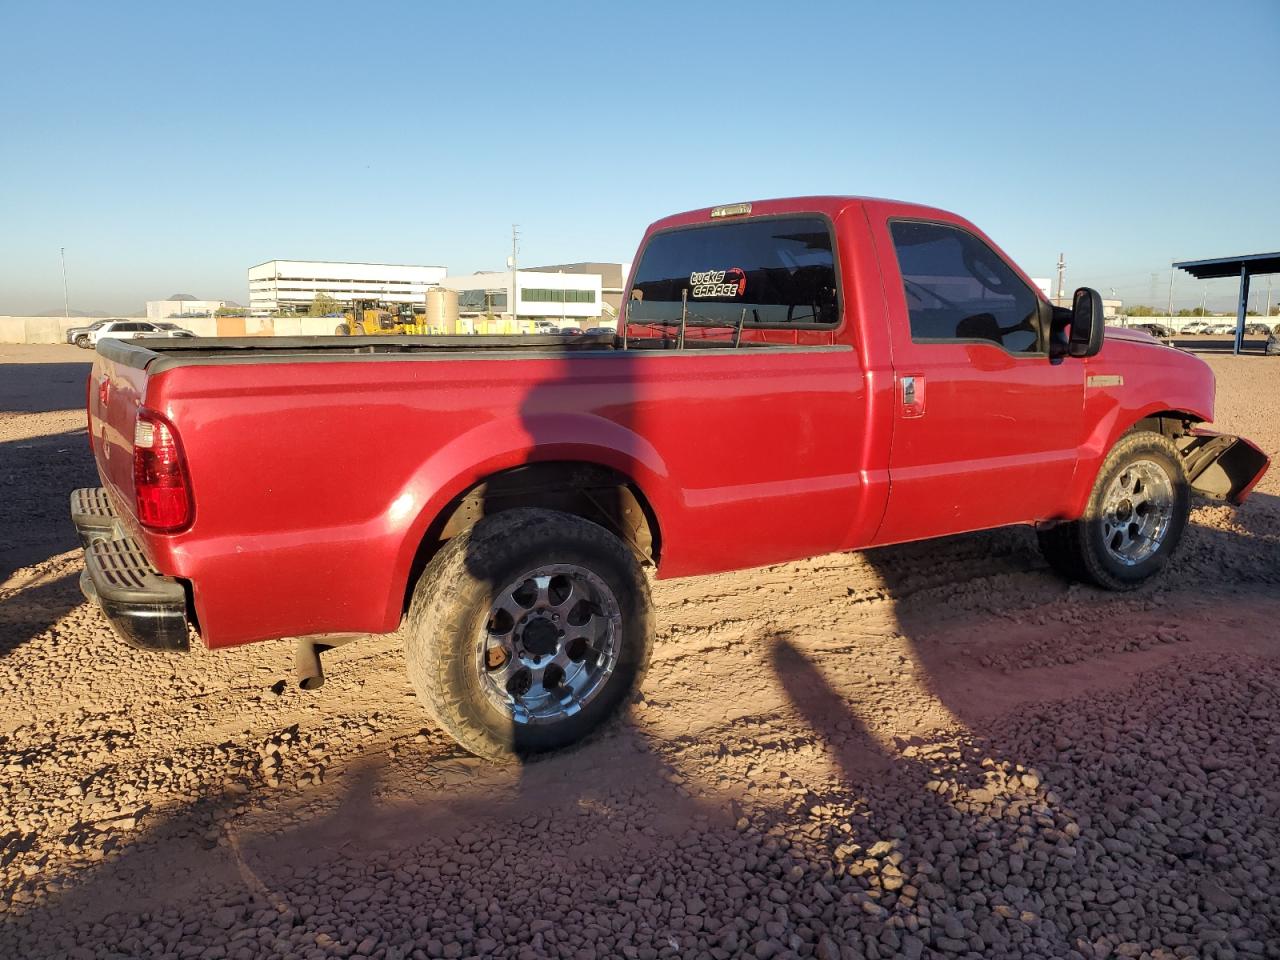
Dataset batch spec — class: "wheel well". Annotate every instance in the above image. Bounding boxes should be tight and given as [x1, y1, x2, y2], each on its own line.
[1129, 410, 1202, 440]
[404, 461, 661, 612]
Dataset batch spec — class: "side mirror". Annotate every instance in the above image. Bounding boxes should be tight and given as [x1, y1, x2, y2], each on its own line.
[1069, 287, 1104, 358]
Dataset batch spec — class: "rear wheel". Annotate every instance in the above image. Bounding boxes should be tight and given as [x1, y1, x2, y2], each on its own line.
[1038, 430, 1189, 590]
[75, 335, 90, 348]
[405, 508, 652, 761]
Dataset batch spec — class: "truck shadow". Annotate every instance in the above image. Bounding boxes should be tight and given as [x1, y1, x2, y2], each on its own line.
[0, 426, 97, 658]
[760, 490, 1279, 953]
[0, 360, 93, 414]
[0, 426, 97, 581]
[0, 722, 727, 956]
[0, 570, 83, 659]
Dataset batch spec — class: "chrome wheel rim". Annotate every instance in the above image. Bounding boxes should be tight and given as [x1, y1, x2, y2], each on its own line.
[1099, 459, 1174, 566]
[477, 564, 622, 725]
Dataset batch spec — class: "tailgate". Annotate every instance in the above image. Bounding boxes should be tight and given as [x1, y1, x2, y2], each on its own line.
[87, 344, 155, 531]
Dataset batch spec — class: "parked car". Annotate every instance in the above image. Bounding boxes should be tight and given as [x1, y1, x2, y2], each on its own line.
[583, 326, 617, 337]
[1180, 321, 1210, 335]
[72, 195, 1270, 760]
[66, 319, 113, 344]
[1205, 322, 1235, 335]
[77, 320, 157, 348]
[1243, 322, 1270, 336]
[558, 326, 584, 336]
[147, 321, 197, 338]
[76, 320, 195, 347]
[1132, 322, 1173, 338]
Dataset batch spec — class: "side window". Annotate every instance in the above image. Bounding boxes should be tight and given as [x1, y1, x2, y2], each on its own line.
[630, 216, 840, 327]
[889, 220, 1041, 354]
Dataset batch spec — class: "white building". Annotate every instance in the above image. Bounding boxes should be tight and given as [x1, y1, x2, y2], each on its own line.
[441, 270, 603, 328]
[146, 296, 228, 321]
[247, 260, 447, 315]
[526, 262, 630, 317]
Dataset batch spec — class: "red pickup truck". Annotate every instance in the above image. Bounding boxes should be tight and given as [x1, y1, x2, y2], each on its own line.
[74, 196, 1269, 759]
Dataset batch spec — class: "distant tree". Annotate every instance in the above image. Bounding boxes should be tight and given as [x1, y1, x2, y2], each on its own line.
[309, 293, 340, 317]
[215, 306, 248, 317]
[1125, 304, 1158, 317]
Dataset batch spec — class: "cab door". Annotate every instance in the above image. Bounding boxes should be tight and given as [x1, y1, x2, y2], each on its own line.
[866, 210, 1085, 546]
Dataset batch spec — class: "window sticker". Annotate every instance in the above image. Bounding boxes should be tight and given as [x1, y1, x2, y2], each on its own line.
[689, 267, 746, 299]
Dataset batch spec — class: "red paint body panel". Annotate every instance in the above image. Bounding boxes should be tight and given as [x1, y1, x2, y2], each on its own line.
[86, 196, 1233, 649]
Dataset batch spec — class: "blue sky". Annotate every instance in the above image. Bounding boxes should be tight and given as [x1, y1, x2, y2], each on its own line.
[1, 0, 1277, 315]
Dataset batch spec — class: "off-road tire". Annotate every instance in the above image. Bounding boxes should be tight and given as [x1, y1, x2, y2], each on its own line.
[1038, 430, 1189, 590]
[404, 508, 653, 761]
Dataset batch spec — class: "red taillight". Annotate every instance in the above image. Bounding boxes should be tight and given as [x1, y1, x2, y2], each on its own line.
[133, 410, 192, 531]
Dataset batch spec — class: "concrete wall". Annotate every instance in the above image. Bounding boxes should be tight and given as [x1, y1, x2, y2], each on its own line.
[0, 315, 350, 343]
[0, 316, 95, 344]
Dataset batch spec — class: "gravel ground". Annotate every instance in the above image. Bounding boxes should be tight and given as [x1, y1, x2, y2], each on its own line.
[0, 344, 1277, 960]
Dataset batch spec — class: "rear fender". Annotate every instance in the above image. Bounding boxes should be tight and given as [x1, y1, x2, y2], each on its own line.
[1177, 429, 1270, 505]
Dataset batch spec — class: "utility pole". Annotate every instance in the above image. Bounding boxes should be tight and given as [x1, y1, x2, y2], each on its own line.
[1055, 253, 1065, 303]
[1200, 285, 1207, 318]
[60, 247, 70, 319]
[508, 224, 520, 333]
[1266, 275, 1273, 320]
[1166, 268, 1175, 319]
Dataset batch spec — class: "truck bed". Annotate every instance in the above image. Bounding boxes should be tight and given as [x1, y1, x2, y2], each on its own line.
[98, 328, 833, 373]
[98, 334, 623, 371]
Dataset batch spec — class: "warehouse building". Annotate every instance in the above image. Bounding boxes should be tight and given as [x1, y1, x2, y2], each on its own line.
[441, 270, 603, 331]
[247, 260, 447, 315]
[526, 262, 629, 318]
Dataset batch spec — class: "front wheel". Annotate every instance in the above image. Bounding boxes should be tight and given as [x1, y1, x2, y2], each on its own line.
[75, 336, 90, 348]
[405, 508, 653, 761]
[1038, 430, 1189, 590]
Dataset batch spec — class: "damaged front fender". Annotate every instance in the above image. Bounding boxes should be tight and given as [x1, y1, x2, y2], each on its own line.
[1177, 429, 1271, 505]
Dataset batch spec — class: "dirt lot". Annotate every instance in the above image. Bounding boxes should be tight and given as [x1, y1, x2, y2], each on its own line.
[1, 343, 1277, 960]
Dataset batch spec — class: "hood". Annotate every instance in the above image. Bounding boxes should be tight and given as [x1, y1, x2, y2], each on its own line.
[1103, 325, 1159, 345]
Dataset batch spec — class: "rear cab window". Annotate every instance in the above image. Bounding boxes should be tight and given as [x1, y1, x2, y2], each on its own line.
[889, 220, 1042, 355]
[629, 216, 841, 329]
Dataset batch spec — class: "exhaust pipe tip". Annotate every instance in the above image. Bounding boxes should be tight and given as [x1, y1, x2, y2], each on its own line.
[293, 640, 325, 690]
[291, 633, 364, 691]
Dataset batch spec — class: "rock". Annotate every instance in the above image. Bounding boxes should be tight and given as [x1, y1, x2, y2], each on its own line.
[1197, 879, 1239, 911]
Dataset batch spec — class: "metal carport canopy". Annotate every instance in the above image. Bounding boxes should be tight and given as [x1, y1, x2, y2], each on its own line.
[1173, 252, 1279, 355]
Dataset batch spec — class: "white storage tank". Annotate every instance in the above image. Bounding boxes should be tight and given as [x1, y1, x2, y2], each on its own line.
[425, 288, 460, 334]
